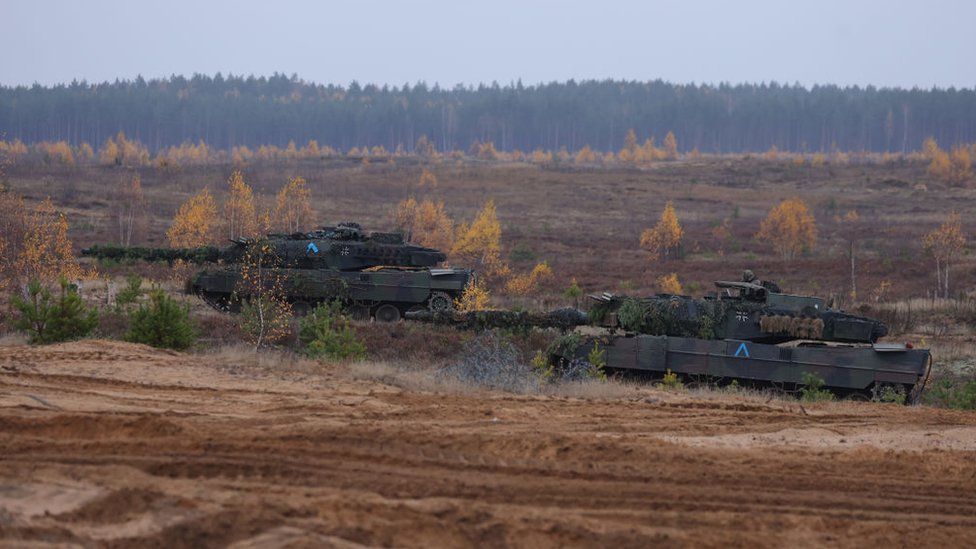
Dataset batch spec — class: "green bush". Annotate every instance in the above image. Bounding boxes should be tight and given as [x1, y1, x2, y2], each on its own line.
[873, 384, 907, 405]
[125, 290, 197, 350]
[115, 274, 143, 307]
[926, 379, 976, 410]
[800, 372, 834, 402]
[12, 278, 98, 344]
[299, 301, 366, 360]
[586, 341, 607, 381]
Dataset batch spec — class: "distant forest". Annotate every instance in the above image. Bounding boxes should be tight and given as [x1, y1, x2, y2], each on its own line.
[1, 74, 975, 154]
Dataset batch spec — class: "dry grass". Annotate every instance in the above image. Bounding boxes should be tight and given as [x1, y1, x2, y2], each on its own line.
[9, 156, 976, 303]
[0, 332, 27, 347]
[201, 344, 328, 376]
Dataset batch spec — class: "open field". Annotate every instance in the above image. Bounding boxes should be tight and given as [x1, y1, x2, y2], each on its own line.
[1, 340, 976, 547]
[6, 156, 976, 302]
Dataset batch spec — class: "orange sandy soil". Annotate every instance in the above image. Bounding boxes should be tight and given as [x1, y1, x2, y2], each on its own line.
[1, 340, 975, 548]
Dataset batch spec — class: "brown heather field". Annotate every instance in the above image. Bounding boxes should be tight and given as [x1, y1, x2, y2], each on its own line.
[7, 155, 976, 301]
[2, 156, 976, 547]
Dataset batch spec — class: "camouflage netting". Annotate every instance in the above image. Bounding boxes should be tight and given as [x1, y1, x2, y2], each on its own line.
[759, 314, 825, 339]
[425, 308, 588, 332]
[83, 244, 221, 264]
[610, 297, 731, 339]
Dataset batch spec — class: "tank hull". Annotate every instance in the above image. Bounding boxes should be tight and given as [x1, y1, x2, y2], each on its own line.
[189, 266, 471, 319]
[555, 334, 931, 403]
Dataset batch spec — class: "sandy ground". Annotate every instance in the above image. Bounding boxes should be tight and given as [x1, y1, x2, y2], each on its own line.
[1, 340, 975, 547]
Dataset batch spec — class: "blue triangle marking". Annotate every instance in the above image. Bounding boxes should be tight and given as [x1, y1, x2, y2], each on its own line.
[734, 342, 750, 358]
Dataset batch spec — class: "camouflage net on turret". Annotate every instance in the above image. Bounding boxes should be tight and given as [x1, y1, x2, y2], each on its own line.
[759, 315, 825, 339]
[82, 244, 221, 264]
[417, 308, 588, 332]
[599, 297, 732, 339]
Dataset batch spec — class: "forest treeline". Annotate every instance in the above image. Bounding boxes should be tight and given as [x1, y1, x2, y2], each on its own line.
[2, 74, 975, 154]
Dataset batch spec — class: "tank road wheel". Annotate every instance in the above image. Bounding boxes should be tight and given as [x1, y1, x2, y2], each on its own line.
[843, 391, 871, 402]
[349, 304, 371, 322]
[292, 300, 312, 317]
[200, 291, 234, 313]
[374, 304, 402, 323]
[428, 291, 453, 313]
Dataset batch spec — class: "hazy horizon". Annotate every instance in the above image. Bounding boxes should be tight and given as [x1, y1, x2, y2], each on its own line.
[2, 0, 974, 89]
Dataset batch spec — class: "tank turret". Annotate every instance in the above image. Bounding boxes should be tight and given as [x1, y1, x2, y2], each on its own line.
[587, 276, 887, 344]
[82, 222, 446, 270]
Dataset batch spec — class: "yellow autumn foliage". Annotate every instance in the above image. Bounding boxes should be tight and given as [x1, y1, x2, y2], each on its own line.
[225, 171, 258, 239]
[658, 273, 683, 294]
[756, 198, 817, 259]
[452, 200, 507, 277]
[505, 261, 554, 296]
[640, 202, 683, 259]
[394, 197, 454, 252]
[17, 198, 81, 283]
[167, 188, 218, 247]
[273, 176, 313, 233]
[455, 277, 491, 312]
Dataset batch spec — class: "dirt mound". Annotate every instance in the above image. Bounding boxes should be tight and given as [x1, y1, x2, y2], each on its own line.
[1, 344, 975, 546]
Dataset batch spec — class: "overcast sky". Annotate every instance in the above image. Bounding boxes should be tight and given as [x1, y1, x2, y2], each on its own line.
[1, 0, 973, 89]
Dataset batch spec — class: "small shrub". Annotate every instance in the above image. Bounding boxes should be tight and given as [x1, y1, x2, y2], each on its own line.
[530, 349, 554, 381]
[299, 301, 366, 360]
[562, 278, 583, 308]
[926, 379, 976, 410]
[586, 341, 607, 381]
[12, 278, 98, 344]
[873, 383, 907, 405]
[800, 372, 834, 402]
[509, 242, 536, 263]
[439, 330, 536, 392]
[115, 274, 143, 307]
[658, 368, 684, 390]
[126, 290, 197, 350]
[239, 296, 292, 349]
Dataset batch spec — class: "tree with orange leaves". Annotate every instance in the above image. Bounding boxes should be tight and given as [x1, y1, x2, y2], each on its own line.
[575, 145, 597, 165]
[619, 129, 639, 163]
[663, 131, 678, 160]
[640, 202, 683, 260]
[923, 212, 966, 298]
[658, 273, 683, 294]
[167, 188, 218, 247]
[949, 146, 972, 186]
[452, 199, 507, 278]
[394, 197, 454, 252]
[504, 261, 554, 296]
[273, 176, 313, 233]
[17, 198, 82, 283]
[756, 198, 817, 260]
[224, 171, 258, 240]
[455, 277, 491, 312]
[418, 168, 438, 189]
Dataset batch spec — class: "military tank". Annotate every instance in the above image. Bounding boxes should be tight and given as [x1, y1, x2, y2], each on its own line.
[83, 222, 472, 321]
[407, 271, 932, 402]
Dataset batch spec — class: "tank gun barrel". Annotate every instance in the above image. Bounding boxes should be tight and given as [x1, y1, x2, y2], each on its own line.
[81, 244, 222, 264]
[405, 308, 589, 331]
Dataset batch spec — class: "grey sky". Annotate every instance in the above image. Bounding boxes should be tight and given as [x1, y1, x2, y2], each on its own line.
[1, 0, 973, 89]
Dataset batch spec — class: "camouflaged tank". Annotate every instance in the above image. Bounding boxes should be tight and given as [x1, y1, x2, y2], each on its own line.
[406, 271, 931, 402]
[83, 222, 472, 321]
[559, 273, 930, 403]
